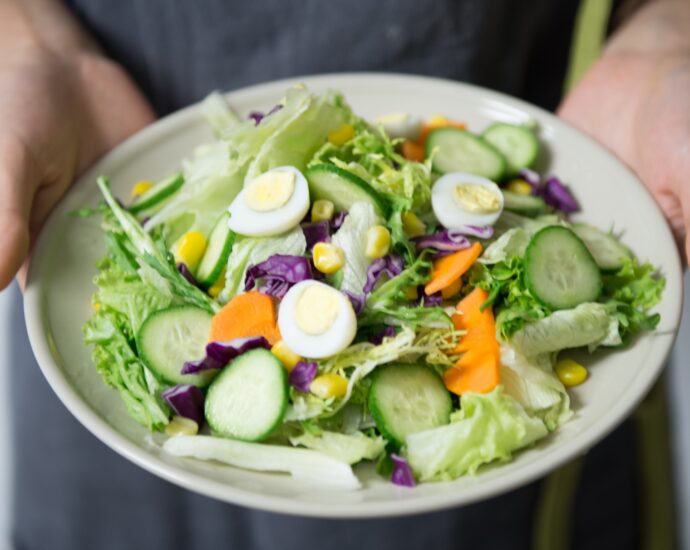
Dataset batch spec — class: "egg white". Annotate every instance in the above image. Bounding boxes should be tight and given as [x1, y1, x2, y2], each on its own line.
[278, 280, 357, 359]
[227, 166, 310, 237]
[431, 172, 504, 228]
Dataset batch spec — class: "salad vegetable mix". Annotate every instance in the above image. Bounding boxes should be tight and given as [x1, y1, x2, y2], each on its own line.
[82, 87, 665, 489]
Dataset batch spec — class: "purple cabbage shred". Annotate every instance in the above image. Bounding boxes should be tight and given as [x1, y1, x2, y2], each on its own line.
[390, 454, 416, 488]
[181, 336, 270, 374]
[363, 254, 404, 294]
[301, 220, 331, 251]
[161, 384, 205, 426]
[369, 326, 397, 345]
[344, 291, 366, 314]
[288, 361, 318, 393]
[332, 210, 349, 230]
[177, 263, 198, 286]
[247, 104, 283, 126]
[245, 254, 313, 299]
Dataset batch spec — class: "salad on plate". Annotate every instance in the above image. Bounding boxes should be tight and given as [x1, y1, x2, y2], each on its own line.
[81, 86, 665, 490]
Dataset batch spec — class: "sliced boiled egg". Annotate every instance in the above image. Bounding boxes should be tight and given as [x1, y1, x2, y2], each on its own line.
[375, 112, 423, 141]
[431, 172, 504, 228]
[227, 166, 310, 237]
[278, 280, 357, 359]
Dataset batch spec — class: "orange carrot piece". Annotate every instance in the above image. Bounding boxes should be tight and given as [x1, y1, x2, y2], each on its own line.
[441, 277, 463, 300]
[424, 242, 483, 296]
[209, 291, 281, 345]
[444, 288, 500, 395]
[452, 287, 490, 330]
[401, 140, 425, 162]
[443, 352, 500, 395]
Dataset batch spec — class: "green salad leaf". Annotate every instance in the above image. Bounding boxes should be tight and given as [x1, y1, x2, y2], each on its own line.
[289, 430, 386, 465]
[84, 310, 170, 430]
[406, 386, 547, 481]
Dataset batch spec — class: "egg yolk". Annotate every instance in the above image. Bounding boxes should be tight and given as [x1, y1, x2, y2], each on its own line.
[453, 183, 500, 214]
[244, 171, 295, 212]
[295, 285, 341, 335]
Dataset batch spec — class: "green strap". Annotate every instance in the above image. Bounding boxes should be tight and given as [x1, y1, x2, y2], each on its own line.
[634, 379, 677, 550]
[532, 457, 584, 550]
[532, 2, 613, 549]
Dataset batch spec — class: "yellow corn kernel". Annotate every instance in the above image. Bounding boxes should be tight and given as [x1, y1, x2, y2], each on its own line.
[311, 199, 335, 222]
[403, 285, 419, 301]
[506, 179, 533, 195]
[441, 277, 462, 299]
[271, 340, 304, 372]
[555, 359, 588, 387]
[165, 416, 199, 437]
[401, 211, 426, 237]
[131, 180, 154, 197]
[207, 268, 226, 299]
[175, 231, 207, 271]
[428, 114, 449, 126]
[313, 242, 345, 274]
[310, 373, 348, 399]
[91, 302, 101, 313]
[365, 225, 391, 259]
[327, 123, 355, 146]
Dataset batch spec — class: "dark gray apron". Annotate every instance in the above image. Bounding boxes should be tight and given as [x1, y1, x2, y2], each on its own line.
[11, 1, 655, 548]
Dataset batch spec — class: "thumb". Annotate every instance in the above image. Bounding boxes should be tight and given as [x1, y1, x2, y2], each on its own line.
[0, 136, 34, 290]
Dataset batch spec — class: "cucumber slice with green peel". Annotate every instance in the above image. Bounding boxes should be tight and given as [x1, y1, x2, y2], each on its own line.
[572, 223, 632, 272]
[305, 164, 390, 218]
[129, 173, 185, 214]
[426, 128, 506, 180]
[524, 226, 602, 310]
[482, 123, 539, 176]
[368, 364, 452, 446]
[136, 305, 216, 387]
[205, 349, 288, 441]
[196, 212, 235, 287]
[502, 189, 546, 217]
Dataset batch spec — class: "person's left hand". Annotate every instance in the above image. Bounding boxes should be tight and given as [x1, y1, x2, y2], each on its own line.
[558, 2, 690, 262]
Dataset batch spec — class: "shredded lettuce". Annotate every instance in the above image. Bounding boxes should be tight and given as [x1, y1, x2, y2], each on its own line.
[331, 201, 382, 295]
[407, 387, 547, 481]
[511, 302, 620, 357]
[500, 343, 571, 431]
[84, 310, 170, 430]
[360, 251, 451, 329]
[290, 430, 385, 465]
[220, 226, 306, 301]
[200, 91, 240, 136]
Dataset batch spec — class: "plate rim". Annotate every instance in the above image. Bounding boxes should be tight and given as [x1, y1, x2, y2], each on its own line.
[23, 71, 684, 518]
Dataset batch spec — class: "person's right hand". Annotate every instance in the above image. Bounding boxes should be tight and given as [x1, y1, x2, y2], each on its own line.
[0, 1, 155, 289]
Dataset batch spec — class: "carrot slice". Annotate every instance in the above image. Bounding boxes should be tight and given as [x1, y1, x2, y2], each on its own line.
[444, 287, 500, 395]
[452, 287, 490, 330]
[441, 277, 463, 300]
[424, 242, 483, 296]
[401, 140, 425, 162]
[209, 291, 281, 345]
[443, 352, 500, 395]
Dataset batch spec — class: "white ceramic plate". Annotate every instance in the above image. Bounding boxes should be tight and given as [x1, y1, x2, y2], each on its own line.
[24, 73, 683, 518]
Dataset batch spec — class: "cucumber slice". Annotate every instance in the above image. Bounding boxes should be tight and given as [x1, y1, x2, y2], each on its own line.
[502, 189, 546, 217]
[368, 364, 452, 446]
[129, 173, 185, 215]
[305, 164, 390, 218]
[425, 128, 506, 180]
[572, 223, 632, 272]
[196, 212, 235, 287]
[482, 123, 539, 176]
[524, 226, 602, 310]
[136, 305, 216, 387]
[205, 348, 288, 441]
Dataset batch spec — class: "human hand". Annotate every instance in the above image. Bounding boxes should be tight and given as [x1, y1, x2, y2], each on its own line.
[558, 0, 690, 262]
[0, 1, 155, 289]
